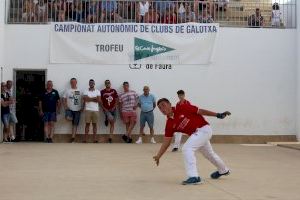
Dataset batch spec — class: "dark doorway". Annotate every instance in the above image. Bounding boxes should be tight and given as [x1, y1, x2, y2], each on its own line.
[15, 70, 46, 141]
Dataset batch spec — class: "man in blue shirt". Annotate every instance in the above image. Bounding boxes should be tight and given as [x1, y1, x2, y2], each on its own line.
[136, 86, 156, 144]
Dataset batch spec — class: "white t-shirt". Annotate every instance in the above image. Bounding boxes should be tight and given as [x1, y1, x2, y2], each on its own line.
[84, 89, 100, 111]
[63, 88, 82, 111]
[139, 1, 149, 16]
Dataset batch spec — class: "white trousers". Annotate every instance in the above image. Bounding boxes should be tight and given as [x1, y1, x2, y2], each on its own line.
[173, 132, 182, 148]
[182, 125, 229, 177]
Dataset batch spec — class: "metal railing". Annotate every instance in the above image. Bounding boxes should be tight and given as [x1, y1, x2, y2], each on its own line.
[6, 0, 297, 28]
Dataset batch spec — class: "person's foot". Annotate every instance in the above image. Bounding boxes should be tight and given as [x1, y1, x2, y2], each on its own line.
[45, 138, 50, 143]
[122, 134, 128, 143]
[210, 170, 230, 179]
[127, 137, 133, 143]
[172, 148, 178, 152]
[82, 140, 87, 143]
[49, 138, 53, 143]
[135, 137, 142, 144]
[182, 177, 202, 185]
[150, 137, 156, 144]
[94, 140, 98, 143]
[70, 138, 75, 143]
[108, 138, 112, 143]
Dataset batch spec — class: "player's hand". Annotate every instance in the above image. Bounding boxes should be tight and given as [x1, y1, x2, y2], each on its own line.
[217, 111, 231, 119]
[153, 155, 160, 166]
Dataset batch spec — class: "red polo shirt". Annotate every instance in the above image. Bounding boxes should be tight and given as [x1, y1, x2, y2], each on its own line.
[165, 103, 209, 137]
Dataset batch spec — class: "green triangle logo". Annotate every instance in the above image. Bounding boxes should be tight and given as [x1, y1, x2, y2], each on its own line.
[134, 37, 175, 61]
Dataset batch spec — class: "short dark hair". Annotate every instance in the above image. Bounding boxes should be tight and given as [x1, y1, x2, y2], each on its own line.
[272, 3, 279, 10]
[89, 79, 95, 82]
[177, 90, 185, 95]
[123, 81, 129, 85]
[70, 78, 76, 81]
[157, 98, 170, 106]
[105, 79, 110, 83]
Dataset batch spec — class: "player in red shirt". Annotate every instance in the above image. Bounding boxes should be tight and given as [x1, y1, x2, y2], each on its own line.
[172, 90, 191, 152]
[153, 98, 231, 185]
[100, 80, 118, 143]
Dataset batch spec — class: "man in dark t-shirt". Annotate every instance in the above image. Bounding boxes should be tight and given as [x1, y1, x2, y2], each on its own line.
[39, 80, 60, 143]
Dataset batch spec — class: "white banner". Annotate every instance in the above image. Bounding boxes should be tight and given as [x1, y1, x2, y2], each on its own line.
[50, 22, 219, 65]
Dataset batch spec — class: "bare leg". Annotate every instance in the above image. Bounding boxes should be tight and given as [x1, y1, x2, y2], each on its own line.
[84, 123, 90, 142]
[92, 123, 97, 142]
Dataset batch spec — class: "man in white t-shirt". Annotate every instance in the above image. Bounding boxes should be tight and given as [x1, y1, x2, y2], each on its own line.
[83, 79, 101, 143]
[63, 78, 83, 143]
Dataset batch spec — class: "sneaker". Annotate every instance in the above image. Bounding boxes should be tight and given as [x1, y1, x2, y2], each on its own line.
[94, 140, 98, 143]
[45, 138, 49, 143]
[150, 137, 156, 144]
[108, 138, 112, 143]
[210, 170, 230, 179]
[172, 148, 178, 152]
[70, 138, 75, 143]
[127, 137, 133, 143]
[122, 135, 128, 142]
[49, 138, 53, 143]
[135, 137, 142, 144]
[182, 177, 202, 185]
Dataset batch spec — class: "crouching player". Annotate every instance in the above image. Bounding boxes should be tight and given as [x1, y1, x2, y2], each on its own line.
[153, 98, 231, 185]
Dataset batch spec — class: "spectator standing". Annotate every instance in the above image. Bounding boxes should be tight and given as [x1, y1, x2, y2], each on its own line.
[39, 80, 61, 143]
[100, 80, 118, 143]
[63, 78, 82, 143]
[119, 82, 138, 143]
[136, 86, 156, 144]
[83, 79, 101, 143]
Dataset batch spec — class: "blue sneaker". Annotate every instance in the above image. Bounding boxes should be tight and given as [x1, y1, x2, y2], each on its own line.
[210, 170, 230, 179]
[182, 177, 201, 185]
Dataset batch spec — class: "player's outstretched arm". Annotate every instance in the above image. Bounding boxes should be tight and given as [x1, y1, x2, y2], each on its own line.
[198, 109, 231, 119]
[153, 137, 172, 166]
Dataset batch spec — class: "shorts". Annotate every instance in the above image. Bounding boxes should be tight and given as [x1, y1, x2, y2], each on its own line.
[122, 111, 137, 124]
[85, 110, 99, 124]
[9, 112, 18, 124]
[42, 112, 57, 123]
[104, 109, 117, 121]
[65, 109, 81, 126]
[1, 113, 10, 127]
[140, 111, 154, 129]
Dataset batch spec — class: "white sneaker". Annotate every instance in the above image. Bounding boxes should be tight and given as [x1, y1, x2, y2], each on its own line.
[136, 137, 143, 144]
[150, 137, 156, 144]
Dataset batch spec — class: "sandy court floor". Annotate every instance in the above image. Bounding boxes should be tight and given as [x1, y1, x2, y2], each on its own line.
[0, 143, 300, 200]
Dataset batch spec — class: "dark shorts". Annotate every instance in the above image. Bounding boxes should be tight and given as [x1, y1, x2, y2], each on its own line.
[42, 112, 57, 123]
[140, 111, 154, 129]
[65, 109, 81, 126]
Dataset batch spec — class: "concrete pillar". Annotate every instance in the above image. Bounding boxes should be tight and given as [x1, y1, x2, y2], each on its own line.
[297, 0, 300, 141]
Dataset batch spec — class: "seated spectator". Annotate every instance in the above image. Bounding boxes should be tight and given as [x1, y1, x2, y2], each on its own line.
[136, 1, 149, 23]
[144, 7, 159, 23]
[153, 0, 175, 23]
[54, 0, 66, 22]
[213, 0, 229, 20]
[36, 0, 48, 22]
[248, 8, 264, 27]
[198, 6, 214, 23]
[178, 2, 196, 23]
[162, 9, 177, 24]
[86, 0, 99, 23]
[74, 0, 83, 22]
[22, 0, 36, 22]
[100, 0, 122, 23]
[271, 3, 281, 27]
[66, 0, 75, 21]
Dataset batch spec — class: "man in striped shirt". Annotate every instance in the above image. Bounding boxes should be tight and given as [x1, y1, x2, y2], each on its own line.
[119, 82, 139, 143]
